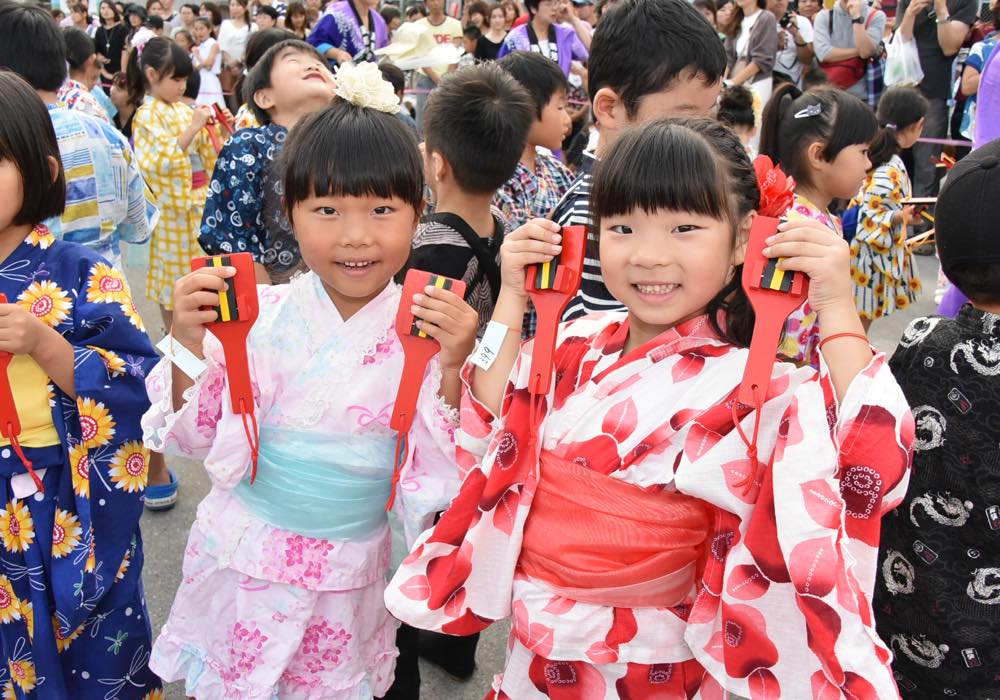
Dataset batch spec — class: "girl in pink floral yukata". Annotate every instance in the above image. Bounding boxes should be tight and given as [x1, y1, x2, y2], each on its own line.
[140, 66, 478, 699]
[386, 118, 915, 699]
[758, 83, 879, 369]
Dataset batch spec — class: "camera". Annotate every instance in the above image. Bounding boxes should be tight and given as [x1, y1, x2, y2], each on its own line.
[780, 9, 793, 26]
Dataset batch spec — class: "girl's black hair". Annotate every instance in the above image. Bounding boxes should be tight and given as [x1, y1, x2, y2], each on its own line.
[759, 82, 877, 187]
[100, 0, 123, 24]
[0, 72, 66, 225]
[125, 35, 194, 104]
[63, 27, 98, 71]
[867, 85, 929, 169]
[591, 118, 760, 347]
[200, 1, 223, 28]
[717, 83, 755, 130]
[281, 98, 424, 222]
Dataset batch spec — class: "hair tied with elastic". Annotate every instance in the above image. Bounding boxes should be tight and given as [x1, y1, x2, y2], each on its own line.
[753, 155, 796, 218]
[334, 62, 400, 114]
[793, 102, 822, 119]
[132, 27, 155, 60]
[884, 122, 898, 130]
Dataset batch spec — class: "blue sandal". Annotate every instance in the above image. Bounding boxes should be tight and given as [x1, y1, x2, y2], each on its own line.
[144, 470, 179, 511]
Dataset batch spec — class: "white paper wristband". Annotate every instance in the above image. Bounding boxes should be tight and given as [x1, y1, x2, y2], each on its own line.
[156, 334, 207, 380]
[470, 321, 511, 371]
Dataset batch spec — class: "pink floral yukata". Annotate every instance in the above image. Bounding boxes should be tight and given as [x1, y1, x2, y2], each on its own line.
[142, 274, 461, 699]
[386, 312, 914, 699]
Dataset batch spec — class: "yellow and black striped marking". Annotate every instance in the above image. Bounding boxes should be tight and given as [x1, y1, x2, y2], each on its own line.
[760, 257, 795, 293]
[411, 275, 453, 338]
[534, 255, 560, 290]
[210, 256, 239, 322]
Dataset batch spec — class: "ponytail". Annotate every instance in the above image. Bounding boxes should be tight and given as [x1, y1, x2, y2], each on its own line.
[125, 35, 193, 105]
[758, 81, 800, 164]
[868, 85, 929, 169]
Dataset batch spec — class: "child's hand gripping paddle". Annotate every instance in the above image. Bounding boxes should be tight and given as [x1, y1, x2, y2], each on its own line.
[523, 225, 587, 397]
[190, 253, 261, 481]
[732, 157, 801, 492]
[0, 294, 43, 493]
[388, 269, 467, 509]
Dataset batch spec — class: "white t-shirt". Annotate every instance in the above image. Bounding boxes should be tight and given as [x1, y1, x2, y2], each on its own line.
[735, 9, 762, 61]
[774, 14, 813, 86]
[415, 15, 463, 77]
[217, 19, 253, 62]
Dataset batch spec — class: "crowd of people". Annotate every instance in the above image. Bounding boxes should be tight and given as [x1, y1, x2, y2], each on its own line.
[0, 0, 998, 697]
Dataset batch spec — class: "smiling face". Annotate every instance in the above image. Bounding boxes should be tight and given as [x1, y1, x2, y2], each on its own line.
[599, 207, 742, 349]
[291, 194, 417, 318]
[253, 48, 335, 124]
[0, 158, 25, 235]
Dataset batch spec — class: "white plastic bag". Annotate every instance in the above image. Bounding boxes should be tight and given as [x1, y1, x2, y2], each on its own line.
[884, 30, 924, 86]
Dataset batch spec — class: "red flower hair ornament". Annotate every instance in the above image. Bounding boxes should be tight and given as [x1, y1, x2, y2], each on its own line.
[753, 156, 796, 218]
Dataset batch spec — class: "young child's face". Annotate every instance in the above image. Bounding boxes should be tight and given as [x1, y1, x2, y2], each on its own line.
[176, 32, 193, 50]
[148, 68, 188, 102]
[815, 142, 872, 200]
[292, 194, 417, 315]
[896, 119, 925, 150]
[0, 159, 24, 234]
[599, 207, 739, 346]
[256, 48, 335, 121]
[529, 88, 571, 152]
[463, 35, 477, 53]
[193, 21, 209, 40]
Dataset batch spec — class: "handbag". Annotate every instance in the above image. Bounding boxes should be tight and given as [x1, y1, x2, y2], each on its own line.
[821, 10, 877, 89]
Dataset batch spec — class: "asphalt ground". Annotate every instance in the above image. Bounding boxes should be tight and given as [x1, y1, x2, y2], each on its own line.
[127, 250, 943, 699]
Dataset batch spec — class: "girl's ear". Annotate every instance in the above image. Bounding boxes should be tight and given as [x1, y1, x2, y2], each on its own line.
[47, 156, 61, 186]
[804, 139, 827, 171]
[143, 65, 159, 87]
[732, 209, 755, 267]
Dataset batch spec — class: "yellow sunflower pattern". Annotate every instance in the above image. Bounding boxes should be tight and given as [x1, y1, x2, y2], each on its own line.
[8, 658, 36, 693]
[26, 224, 55, 249]
[16, 280, 73, 328]
[69, 443, 91, 498]
[2, 680, 13, 700]
[0, 501, 34, 554]
[849, 155, 921, 321]
[109, 441, 149, 493]
[76, 397, 116, 449]
[90, 346, 127, 377]
[120, 296, 146, 333]
[0, 576, 21, 624]
[50, 509, 82, 559]
[142, 689, 167, 700]
[52, 616, 84, 653]
[86, 262, 131, 304]
[21, 602, 33, 642]
[115, 549, 131, 582]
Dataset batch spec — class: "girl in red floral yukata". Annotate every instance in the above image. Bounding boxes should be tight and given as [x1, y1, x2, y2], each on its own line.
[386, 117, 915, 699]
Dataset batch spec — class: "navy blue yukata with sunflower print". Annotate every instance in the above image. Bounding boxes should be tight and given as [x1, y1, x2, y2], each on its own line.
[0, 225, 161, 699]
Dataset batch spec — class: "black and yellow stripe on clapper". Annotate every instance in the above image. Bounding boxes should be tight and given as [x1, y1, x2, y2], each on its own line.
[760, 257, 795, 293]
[211, 256, 240, 322]
[411, 275, 453, 338]
[534, 254, 560, 290]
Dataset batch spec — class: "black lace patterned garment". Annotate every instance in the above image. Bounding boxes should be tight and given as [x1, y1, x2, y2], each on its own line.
[874, 305, 1000, 699]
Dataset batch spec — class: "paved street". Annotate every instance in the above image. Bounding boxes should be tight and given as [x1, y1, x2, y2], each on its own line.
[128, 250, 942, 700]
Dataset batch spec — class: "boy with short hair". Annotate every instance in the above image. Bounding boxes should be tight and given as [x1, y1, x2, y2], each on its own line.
[198, 40, 335, 284]
[552, 0, 726, 319]
[460, 24, 481, 67]
[378, 61, 418, 134]
[873, 138, 1000, 698]
[413, 63, 534, 336]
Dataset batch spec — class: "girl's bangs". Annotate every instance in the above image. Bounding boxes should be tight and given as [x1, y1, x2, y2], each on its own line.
[592, 121, 731, 222]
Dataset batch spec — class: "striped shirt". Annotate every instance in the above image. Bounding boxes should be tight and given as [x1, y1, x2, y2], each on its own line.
[44, 105, 158, 267]
[552, 151, 626, 320]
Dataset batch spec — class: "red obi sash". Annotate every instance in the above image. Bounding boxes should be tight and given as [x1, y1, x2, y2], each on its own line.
[519, 451, 712, 609]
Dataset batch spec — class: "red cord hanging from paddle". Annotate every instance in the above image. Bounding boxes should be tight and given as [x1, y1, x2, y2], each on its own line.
[388, 270, 467, 510]
[191, 253, 261, 481]
[0, 293, 44, 493]
[733, 157, 801, 493]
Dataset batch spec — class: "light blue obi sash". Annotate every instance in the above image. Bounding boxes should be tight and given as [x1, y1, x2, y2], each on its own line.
[233, 427, 396, 540]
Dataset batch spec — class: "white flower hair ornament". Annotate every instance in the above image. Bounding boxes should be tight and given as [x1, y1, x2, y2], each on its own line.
[334, 62, 400, 114]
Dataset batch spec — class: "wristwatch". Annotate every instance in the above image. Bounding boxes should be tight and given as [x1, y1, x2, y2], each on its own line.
[851, 14, 864, 23]
[935, 13, 952, 23]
